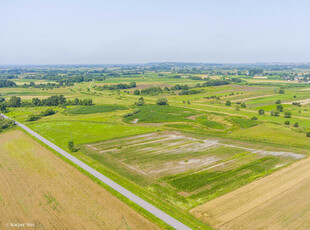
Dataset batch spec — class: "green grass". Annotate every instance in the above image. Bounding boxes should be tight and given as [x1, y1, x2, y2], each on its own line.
[230, 117, 260, 128]
[124, 105, 199, 123]
[67, 104, 127, 114]
[230, 123, 310, 148]
[29, 121, 159, 150]
[195, 115, 226, 129]
[165, 157, 280, 200]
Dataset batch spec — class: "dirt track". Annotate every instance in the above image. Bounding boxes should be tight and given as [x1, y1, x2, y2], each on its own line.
[190, 155, 310, 229]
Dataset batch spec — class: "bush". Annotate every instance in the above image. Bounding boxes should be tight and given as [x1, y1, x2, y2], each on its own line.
[251, 116, 258, 120]
[293, 122, 299, 127]
[133, 89, 140, 95]
[123, 112, 133, 118]
[26, 114, 40, 121]
[284, 111, 291, 118]
[40, 108, 56, 116]
[279, 89, 285, 94]
[68, 141, 76, 152]
[271, 110, 280, 116]
[0, 117, 15, 132]
[241, 103, 246, 108]
[133, 108, 140, 114]
[284, 121, 290, 125]
[275, 100, 281, 104]
[258, 109, 265, 115]
[135, 97, 145, 106]
[276, 105, 283, 112]
[225, 101, 231, 106]
[135, 100, 145, 106]
[307, 132, 310, 137]
[156, 97, 168, 106]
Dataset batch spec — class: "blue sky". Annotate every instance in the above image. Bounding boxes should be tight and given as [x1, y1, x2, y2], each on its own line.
[1, 0, 309, 64]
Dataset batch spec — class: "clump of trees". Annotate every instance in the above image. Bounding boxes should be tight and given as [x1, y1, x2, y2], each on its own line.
[0, 80, 16, 88]
[225, 101, 231, 106]
[140, 87, 163, 96]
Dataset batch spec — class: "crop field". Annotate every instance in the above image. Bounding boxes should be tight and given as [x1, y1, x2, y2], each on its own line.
[190, 154, 310, 230]
[0, 130, 159, 230]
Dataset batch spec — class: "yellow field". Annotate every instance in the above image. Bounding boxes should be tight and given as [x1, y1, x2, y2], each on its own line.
[0, 130, 159, 230]
[190, 155, 310, 229]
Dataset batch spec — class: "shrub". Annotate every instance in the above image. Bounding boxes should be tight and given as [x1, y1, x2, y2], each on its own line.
[225, 101, 231, 106]
[68, 141, 76, 152]
[293, 122, 299, 127]
[258, 109, 265, 115]
[133, 89, 140, 95]
[307, 132, 310, 137]
[133, 108, 140, 114]
[279, 89, 285, 94]
[275, 100, 281, 104]
[135, 100, 145, 106]
[156, 97, 168, 106]
[241, 103, 246, 108]
[26, 114, 40, 122]
[284, 121, 290, 125]
[0, 118, 15, 132]
[40, 108, 56, 116]
[276, 105, 283, 112]
[251, 116, 258, 120]
[284, 111, 291, 118]
[123, 112, 133, 118]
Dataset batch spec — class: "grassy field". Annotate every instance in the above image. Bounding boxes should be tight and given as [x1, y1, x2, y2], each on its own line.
[0, 130, 159, 230]
[67, 104, 127, 114]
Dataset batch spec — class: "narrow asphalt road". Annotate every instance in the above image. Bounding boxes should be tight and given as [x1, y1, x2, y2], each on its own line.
[0, 113, 192, 230]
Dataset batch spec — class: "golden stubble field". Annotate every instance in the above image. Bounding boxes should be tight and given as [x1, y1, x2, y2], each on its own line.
[190, 154, 310, 230]
[0, 130, 159, 230]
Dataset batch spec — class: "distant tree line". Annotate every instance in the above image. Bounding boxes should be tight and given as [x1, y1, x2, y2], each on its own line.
[133, 79, 232, 96]
[95, 82, 136, 91]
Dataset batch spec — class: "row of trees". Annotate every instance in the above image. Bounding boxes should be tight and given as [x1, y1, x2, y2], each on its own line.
[0, 95, 93, 110]
[95, 82, 136, 91]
